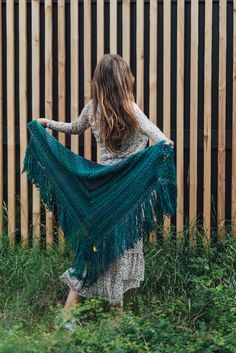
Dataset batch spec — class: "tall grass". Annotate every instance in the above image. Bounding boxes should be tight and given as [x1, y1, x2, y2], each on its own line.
[0, 225, 236, 352]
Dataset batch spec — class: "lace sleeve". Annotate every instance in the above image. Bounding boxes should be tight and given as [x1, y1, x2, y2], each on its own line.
[132, 102, 169, 143]
[46, 100, 92, 135]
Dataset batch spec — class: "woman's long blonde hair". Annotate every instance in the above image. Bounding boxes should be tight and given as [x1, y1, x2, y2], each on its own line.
[91, 54, 139, 153]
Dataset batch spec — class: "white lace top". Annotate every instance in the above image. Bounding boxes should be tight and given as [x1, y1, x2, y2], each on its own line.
[46, 99, 169, 306]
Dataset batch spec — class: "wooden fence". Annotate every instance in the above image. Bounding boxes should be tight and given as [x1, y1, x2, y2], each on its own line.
[0, 0, 235, 246]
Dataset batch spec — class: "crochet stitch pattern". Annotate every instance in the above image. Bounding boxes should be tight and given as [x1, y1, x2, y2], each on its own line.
[22, 120, 177, 288]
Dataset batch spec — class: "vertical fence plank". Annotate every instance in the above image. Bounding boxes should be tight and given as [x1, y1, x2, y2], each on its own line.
[6, 0, 15, 244]
[203, 0, 213, 241]
[96, 0, 104, 163]
[97, 0, 104, 61]
[0, 0, 3, 238]
[110, 0, 117, 54]
[232, 0, 236, 236]
[57, 0, 66, 244]
[136, 0, 144, 109]
[217, 0, 227, 238]
[70, 0, 79, 155]
[163, 0, 171, 238]
[122, 0, 130, 66]
[45, 0, 54, 246]
[84, 0, 92, 160]
[149, 0, 157, 243]
[58, 0, 66, 146]
[19, 0, 29, 245]
[149, 0, 157, 142]
[163, 0, 171, 139]
[189, 0, 199, 243]
[32, 0, 41, 245]
[176, 0, 185, 237]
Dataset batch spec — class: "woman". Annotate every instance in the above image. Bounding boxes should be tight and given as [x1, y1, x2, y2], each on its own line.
[38, 53, 174, 330]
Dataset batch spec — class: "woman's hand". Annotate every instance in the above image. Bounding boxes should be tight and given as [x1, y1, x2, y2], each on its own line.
[165, 138, 175, 147]
[37, 118, 49, 128]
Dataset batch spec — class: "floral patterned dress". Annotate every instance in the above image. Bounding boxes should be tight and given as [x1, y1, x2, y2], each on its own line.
[46, 99, 169, 307]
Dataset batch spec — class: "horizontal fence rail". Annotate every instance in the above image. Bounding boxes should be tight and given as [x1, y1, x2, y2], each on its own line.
[0, 0, 235, 246]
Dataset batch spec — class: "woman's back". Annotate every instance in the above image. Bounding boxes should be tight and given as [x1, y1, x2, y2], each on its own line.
[46, 98, 169, 165]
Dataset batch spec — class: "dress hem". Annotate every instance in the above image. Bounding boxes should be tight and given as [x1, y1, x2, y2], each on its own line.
[59, 277, 143, 306]
[59, 273, 144, 306]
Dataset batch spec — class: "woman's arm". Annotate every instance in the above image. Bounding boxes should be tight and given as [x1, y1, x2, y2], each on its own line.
[38, 100, 92, 135]
[132, 102, 174, 145]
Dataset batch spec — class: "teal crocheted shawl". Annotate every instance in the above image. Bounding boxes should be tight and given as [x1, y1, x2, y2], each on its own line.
[22, 120, 177, 288]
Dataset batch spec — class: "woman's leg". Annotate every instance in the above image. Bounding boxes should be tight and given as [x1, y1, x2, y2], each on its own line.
[63, 288, 86, 320]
